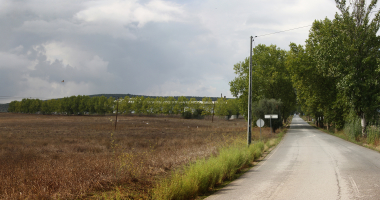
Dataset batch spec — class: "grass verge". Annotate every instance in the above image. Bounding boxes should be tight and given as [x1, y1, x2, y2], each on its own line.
[152, 129, 287, 200]
[302, 118, 380, 153]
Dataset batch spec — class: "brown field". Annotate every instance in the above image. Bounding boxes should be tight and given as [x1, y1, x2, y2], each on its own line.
[0, 113, 275, 199]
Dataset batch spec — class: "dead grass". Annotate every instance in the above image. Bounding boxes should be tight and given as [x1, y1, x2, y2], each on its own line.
[0, 113, 275, 199]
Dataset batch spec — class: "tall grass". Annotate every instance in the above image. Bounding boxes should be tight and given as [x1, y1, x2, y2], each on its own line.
[367, 123, 380, 145]
[344, 117, 362, 141]
[153, 129, 286, 200]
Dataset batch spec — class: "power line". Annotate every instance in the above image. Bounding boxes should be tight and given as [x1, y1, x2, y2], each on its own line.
[256, 25, 312, 37]
[255, 9, 380, 38]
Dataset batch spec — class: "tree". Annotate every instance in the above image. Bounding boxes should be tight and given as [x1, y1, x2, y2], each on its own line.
[230, 44, 296, 121]
[8, 101, 17, 112]
[252, 98, 283, 132]
[286, 43, 347, 129]
[120, 96, 132, 114]
[79, 95, 90, 114]
[144, 97, 155, 114]
[175, 96, 188, 115]
[215, 97, 229, 117]
[106, 97, 115, 114]
[95, 96, 107, 115]
[201, 97, 213, 116]
[162, 97, 176, 115]
[307, 0, 380, 136]
[227, 99, 240, 118]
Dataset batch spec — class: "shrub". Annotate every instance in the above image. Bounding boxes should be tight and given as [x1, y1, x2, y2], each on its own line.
[182, 111, 192, 119]
[192, 108, 204, 119]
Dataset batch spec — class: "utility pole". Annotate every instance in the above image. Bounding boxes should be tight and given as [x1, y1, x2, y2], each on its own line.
[247, 36, 253, 146]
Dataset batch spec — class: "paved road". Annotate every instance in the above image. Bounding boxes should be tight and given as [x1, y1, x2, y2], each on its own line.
[206, 115, 380, 200]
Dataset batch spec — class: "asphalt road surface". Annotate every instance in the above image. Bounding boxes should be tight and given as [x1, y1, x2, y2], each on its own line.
[206, 115, 380, 200]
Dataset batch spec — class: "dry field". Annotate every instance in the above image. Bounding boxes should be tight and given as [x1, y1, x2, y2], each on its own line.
[0, 113, 275, 199]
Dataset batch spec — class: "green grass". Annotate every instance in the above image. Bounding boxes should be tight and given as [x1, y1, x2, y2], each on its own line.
[152, 129, 287, 200]
[304, 119, 380, 153]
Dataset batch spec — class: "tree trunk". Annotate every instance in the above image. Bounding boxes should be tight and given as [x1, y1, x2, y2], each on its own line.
[361, 113, 367, 137]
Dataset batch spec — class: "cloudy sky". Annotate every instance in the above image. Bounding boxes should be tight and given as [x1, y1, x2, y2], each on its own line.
[0, 0, 339, 103]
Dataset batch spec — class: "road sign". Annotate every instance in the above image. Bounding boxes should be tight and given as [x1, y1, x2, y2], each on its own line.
[265, 114, 278, 119]
[256, 119, 264, 127]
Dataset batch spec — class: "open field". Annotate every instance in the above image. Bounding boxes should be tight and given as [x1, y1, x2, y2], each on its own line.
[0, 113, 277, 199]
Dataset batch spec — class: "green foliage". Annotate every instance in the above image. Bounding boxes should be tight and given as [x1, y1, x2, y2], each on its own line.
[298, 0, 380, 135]
[344, 110, 362, 141]
[367, 124, 380, 145]
[252, 98, 283, 132]
[230, 44, 296, 121]
[182, 111, 192, 119]
[201, 97, 213, 116]
[215, 98, 240, 119]
[7, 95, 228, 118]
[192, 108, 204, 119]
[215, 98, 229, 117]
[153, 141, 265, 200]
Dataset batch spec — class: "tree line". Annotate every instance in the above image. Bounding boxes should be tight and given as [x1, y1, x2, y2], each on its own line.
[7, 95, 240, 119]
[230, 0, 380, 137]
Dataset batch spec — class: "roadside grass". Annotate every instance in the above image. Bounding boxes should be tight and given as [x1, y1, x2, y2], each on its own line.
[152, 128, 287, 200]
[301, 116, 380, 153]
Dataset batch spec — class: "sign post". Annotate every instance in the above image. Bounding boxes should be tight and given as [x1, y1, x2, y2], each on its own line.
[256, 119, 264, 141]
[265, 114, 278, 134]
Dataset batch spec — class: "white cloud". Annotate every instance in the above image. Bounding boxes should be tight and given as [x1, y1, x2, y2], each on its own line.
[19, 74, 91, 100]
[75, 0, 185, 27]
[35, 42, 109, 77]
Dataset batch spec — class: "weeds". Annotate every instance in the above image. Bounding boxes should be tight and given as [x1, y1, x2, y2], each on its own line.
[153, 128, 287, 200]
[344, 118, 362, 141]
[366, 124, 380, 145]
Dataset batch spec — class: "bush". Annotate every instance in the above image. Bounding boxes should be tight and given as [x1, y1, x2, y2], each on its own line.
[367, 125, 380, 145]
[182, 111, 192, 119]
[252, 98, 283, 132]
[344, 110, 362, 141]
[192, 108, 204, 119]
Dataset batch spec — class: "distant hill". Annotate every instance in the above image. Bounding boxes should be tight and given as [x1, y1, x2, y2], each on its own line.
[0, 103, 9, 112]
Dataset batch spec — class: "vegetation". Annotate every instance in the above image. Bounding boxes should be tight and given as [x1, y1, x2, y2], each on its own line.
[0, 113, 286, 199]
[230, 44, 297, 124]
[252, 98, 283, 132]
[152, 128, 287, 200]
[7, 95, 240, 119]
[230, 0, 380, 138]
[287, 0, 380, 136]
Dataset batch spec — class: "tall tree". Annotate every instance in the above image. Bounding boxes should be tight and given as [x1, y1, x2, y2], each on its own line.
[307, 0, 380, 136]
[230, 44, 296, 121]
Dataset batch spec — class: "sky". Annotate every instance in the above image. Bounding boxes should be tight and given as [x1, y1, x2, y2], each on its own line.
[0, 0, 340, 103]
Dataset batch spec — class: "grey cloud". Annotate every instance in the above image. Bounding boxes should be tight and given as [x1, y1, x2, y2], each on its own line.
[0, 0, 339, 103]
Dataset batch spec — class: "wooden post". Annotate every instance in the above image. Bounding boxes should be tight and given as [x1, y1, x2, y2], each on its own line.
[212, 101, 215, 123]
[115, 98, 119, 131]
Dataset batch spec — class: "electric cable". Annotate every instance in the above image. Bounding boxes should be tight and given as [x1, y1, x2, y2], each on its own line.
[256, 25, 312, 38]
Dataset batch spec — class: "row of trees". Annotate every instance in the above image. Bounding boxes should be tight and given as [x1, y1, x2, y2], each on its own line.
[230, 0, 380, 136]
[287, 0, 380, 136]
[7, 95, 240, 118]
